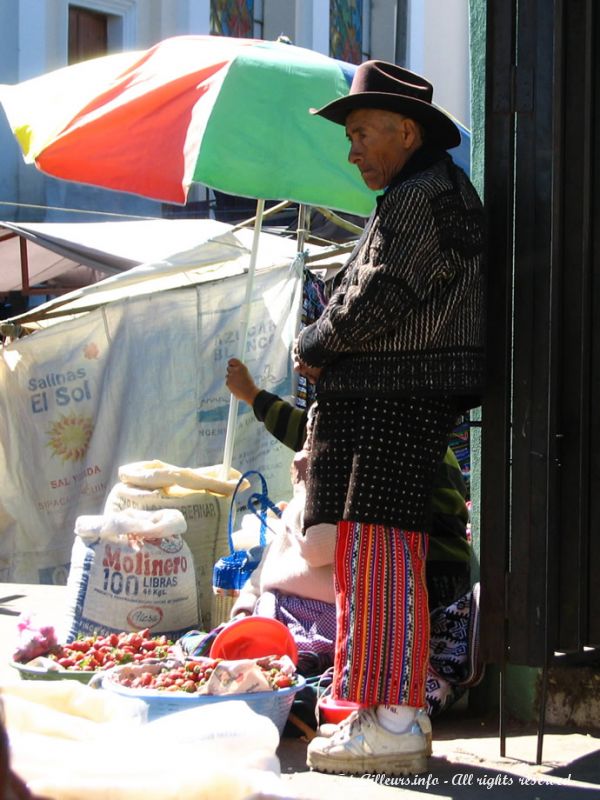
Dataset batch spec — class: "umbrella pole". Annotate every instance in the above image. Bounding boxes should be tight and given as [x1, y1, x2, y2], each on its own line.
[296, 203, 310, 252]
[220, 198, 265, 480]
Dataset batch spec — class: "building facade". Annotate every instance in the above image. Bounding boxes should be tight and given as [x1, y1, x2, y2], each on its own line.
[0, 0, 470, 222]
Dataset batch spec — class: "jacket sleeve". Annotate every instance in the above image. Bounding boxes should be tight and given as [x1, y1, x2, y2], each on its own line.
[297, 182, 443, 367]
[252, 390, 307, 452]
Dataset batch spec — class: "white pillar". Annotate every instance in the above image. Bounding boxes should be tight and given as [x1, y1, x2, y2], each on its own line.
[174, 0, 210, 34]
[295, 0, 330, 55]
[17, 0, 57, 79]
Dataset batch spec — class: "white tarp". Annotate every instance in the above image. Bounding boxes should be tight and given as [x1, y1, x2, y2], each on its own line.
[0, 225, 107, 292]
[0, 221, 307, 585]
[0, 218, 249, 291]
[4, 219, 315, 329]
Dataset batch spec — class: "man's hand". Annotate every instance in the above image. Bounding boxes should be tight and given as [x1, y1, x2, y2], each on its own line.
[226, 358, 260, 406]
[297, 363, 322, 384]
[293, 342, 322, 384]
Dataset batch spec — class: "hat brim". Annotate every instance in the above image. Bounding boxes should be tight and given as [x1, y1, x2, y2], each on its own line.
[310, 92, 462, 150]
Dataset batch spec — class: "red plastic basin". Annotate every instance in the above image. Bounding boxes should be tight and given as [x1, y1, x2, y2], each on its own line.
[318, 695, 361, 725]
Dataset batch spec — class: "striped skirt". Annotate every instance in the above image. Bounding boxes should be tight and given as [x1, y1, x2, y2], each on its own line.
[333, 521, 430, 706]
[304, 395, 462, 706]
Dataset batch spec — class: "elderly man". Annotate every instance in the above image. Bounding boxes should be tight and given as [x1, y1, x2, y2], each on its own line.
[293, 61, 485, 775]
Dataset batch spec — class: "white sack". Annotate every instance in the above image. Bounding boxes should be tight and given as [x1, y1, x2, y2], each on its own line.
[4, 682, 285, 800]
[0, 263, 300, 586]
[62, 509, 198, 640]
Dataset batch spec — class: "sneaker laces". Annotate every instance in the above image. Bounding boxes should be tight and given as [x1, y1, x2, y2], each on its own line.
[329, 707, 372, 742]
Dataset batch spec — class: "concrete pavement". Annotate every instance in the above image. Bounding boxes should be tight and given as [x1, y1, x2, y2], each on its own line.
[276, 708, 600, 799]
[2, 584, 598, 799]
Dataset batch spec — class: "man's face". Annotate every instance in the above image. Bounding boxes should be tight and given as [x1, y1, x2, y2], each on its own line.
[345, 108, 417, 190]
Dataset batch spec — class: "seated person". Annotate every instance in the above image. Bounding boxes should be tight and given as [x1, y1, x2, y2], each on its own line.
[231, 451, 337, 677]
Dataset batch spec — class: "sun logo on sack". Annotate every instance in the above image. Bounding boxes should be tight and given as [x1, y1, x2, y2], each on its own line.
[46, 413, 94, 462]
[83, 342, 100, 360]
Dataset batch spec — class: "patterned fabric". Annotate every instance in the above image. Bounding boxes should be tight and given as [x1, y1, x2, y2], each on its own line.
[333, 521, 430, 707]
[176, 624, 226, 658]
[262, 587, 482, 715]
[303, 393, 462, 709]
[449, 414, 472, 495]
[426, 583, 483, 717]
[253, 390, 307, 452]
[296, 270, 328, 411]
[177, 585, 483, 721]
[303, 394, 462, 531]
[297, 147, 485, 401]
[255, 589, 337, 677]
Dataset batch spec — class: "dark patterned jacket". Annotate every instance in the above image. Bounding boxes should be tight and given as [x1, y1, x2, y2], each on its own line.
[297, 146, 485, 402]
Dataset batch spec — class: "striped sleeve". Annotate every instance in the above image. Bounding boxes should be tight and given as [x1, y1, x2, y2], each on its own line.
[252, 391, 307, 452]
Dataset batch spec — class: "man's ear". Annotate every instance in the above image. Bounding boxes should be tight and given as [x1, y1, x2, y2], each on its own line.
[401, 117, 422, 149]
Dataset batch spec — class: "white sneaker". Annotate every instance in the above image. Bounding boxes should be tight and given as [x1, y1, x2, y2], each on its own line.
[316, 707, 360, 738]
[416, 708, 433, 756]
[307, 707, 428, 775]
[317, 707, 433, 756]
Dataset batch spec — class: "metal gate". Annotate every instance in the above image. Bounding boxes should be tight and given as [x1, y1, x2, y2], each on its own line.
[480, 0, 599, 680]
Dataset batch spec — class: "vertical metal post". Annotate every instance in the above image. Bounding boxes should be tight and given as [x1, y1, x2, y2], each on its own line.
[499, 659, 507, 757]
[19, 236, 30, 294]
[536, 660, 549, 764]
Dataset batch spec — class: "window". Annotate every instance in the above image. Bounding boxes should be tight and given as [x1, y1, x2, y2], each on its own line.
[211, 0, 255, 38]
[330, 0, 363, 64]
[68, 5, 109, 64]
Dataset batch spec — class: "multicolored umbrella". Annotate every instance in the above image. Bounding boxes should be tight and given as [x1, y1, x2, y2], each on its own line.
[0, 35, 471, 212]
[0, 35, 380, 215]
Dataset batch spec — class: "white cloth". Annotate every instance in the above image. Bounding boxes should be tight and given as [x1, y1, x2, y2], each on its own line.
[231, 490, 336, 617]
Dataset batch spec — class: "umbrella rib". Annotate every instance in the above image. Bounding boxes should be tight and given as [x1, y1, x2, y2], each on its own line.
[230, 200, 292, 233]
[313, 207, 364, 235]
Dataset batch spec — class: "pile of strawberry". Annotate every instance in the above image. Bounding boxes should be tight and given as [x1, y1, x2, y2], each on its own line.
[120, 658, 219, 693]
[263, 666, 295, 690]
[27, 629, 174, 672]
[116, 658, 296, 694]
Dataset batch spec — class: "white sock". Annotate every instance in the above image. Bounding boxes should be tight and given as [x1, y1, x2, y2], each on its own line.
[376, 704, 418, 734]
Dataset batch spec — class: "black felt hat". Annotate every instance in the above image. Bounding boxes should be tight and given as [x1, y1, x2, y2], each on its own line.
[311, 60, 461, 150]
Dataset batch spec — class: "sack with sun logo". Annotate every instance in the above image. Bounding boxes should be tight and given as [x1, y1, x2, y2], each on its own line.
[61, 507, 199, 642]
